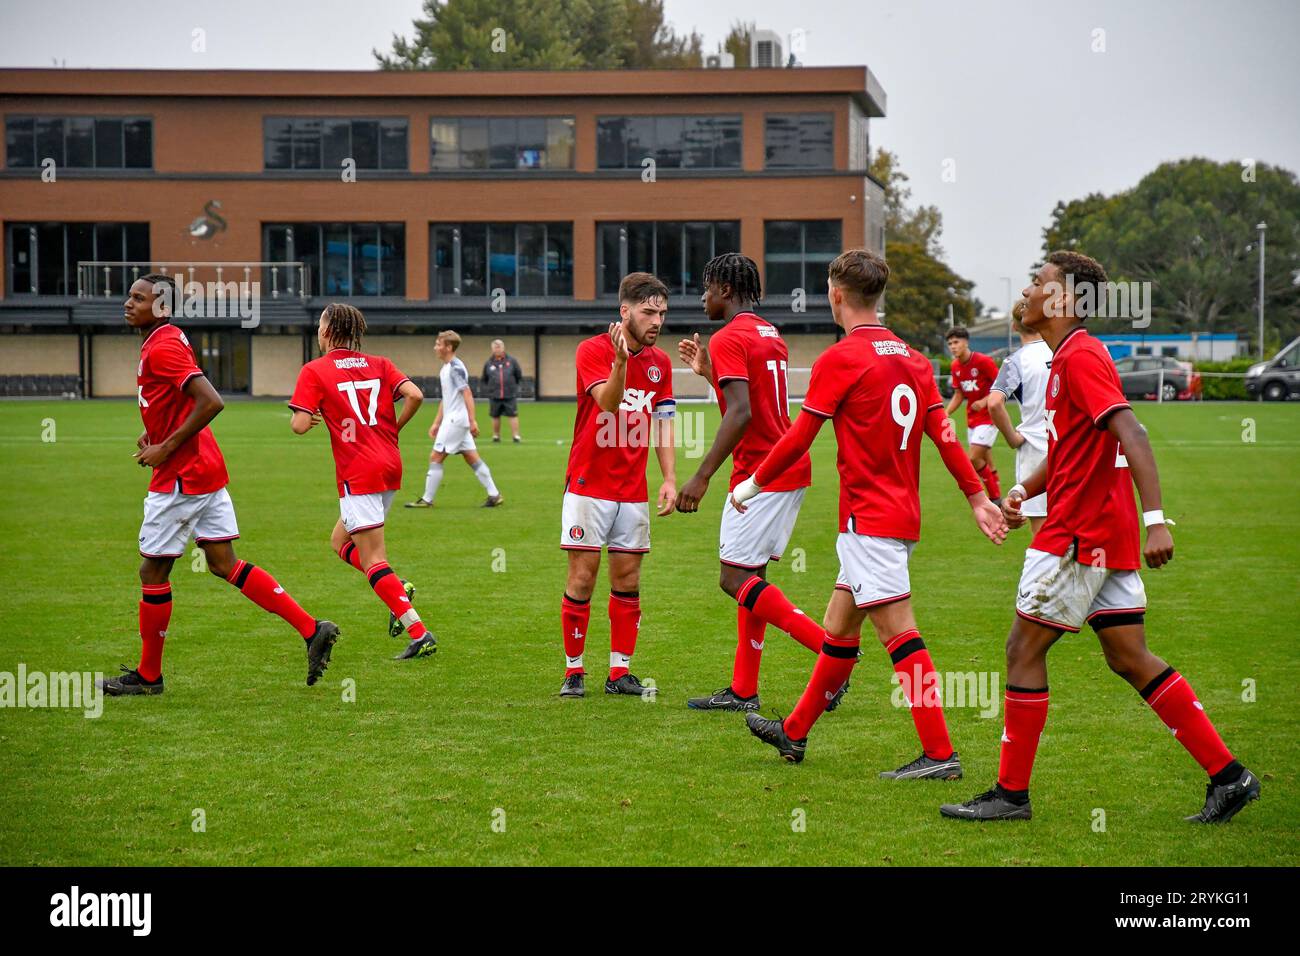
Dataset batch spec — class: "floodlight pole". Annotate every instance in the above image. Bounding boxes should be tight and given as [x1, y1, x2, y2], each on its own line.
[1256, 222, 1267, 359]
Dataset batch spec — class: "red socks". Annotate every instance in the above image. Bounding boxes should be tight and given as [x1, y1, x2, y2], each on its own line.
[561, 594, 591, 676]
[337, 540, 364, 572]
[998, 686, 1050, 792]
[885, 629, 953, 759]
[608, 590, 640, 680]
[366, 562, 427, 640]
[730, 606, 768, 699]
[976, 463, 1001, 499]
[1142, 667, 1234, 776]
[227, 560, 316, 640]
[736, 577, 822, 652]
[785, 634, 860, 739]
[137, 583, 172, 682]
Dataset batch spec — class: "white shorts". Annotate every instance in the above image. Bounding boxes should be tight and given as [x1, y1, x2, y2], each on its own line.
[1015, 546, 1147, 633]
[434, 419, 475, 455]
[968, 423, 998, 448]
[834, 531, 916, 609]
[720, 488, 806, 569]
[1016, 438, 1048, 517]
[139, 485, 239, 558]
[560, 492, 650, 553]
[340, 490, 396, 534]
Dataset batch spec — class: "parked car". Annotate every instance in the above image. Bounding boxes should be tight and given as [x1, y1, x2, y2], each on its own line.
[1112, 355, 1202, 402]
[1245, 336, 1300, 401]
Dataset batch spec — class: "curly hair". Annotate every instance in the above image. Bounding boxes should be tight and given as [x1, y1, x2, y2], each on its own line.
[702, 253, 762, 304]
[321, 302, 367, 350]
[1045, 250, 1108, 318]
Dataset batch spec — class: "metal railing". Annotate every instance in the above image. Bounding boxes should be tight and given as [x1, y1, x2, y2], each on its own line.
[76, 261, 310, 300]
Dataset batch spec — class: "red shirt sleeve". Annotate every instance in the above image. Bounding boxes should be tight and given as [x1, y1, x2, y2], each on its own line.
[1071, 347, 1131, 427]
[800, 348, 855, 419]
[383, 357, 411, 399]
[708, 328, 749, 385]
[151, 333, 205, 391]
[289, 364, 323, 414]
[576, 338, 611, 396]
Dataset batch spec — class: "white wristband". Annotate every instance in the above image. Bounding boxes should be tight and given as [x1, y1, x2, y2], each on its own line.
[1009, 483, 1027, 500]
[1143, 509, 1166, 527]
[732, 476, 762, 506]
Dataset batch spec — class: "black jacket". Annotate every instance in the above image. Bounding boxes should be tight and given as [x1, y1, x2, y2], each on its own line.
[482, 354, 523, 400]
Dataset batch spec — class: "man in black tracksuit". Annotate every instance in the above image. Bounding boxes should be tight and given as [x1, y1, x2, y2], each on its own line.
[482, 338, 523, 443]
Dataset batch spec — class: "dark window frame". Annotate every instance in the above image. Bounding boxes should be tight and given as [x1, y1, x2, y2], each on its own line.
[596, 114, 743, 170]
[763, 112, 835, 170]
[5, 221, 150, 296]
[262, 117, 410, 171]
[763, 219, 843, 297]
[428, 222, 574, 298]
[427, 116, 576, 171]
[595, 221, 741, 296]
[4, 114, 154, 169]
[260, 222, 406, 297]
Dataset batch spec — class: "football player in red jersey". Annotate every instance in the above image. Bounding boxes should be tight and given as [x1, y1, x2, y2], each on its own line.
[100, 274, 339, 696]
[289, 303, 435, 661]
[945, 326, 1003, 503]
[559, 273, 677, 699]
[673, 254, 836, 713]
[732, 251, 1007, 768]
[941, 251, 1258, 823]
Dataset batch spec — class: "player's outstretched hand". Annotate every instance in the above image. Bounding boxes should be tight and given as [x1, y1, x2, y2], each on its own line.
[971, 497, 1008, 544]
[678, 333, 709, 377]
[675, 473, 709, 513]
[1144, 523, 1174, 569]
[1002, 488, 1027, 529]
[656, 480, 677, 517]
[610, 322, 630, 364]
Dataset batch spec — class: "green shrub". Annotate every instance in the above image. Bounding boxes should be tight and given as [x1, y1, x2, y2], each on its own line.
[1195, 357, 1257, 400]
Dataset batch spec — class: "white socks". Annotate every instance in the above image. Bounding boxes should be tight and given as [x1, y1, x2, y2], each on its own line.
[473, 460, 499, 497]
[423, 462, 444, 503]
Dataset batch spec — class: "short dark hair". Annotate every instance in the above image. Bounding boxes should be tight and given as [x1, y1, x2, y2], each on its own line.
[827, 250, 889, 308]
[1045, 250, 1108, 319]
[140, 272, 178, 319]
[322, 302, 367, 350]
[703, 253, 762, 304]
[619, 272, 670, 306]
[946, 326, 970, 341]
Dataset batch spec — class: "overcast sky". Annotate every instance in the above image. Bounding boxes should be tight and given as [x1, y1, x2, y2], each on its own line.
[2, 0, 1297, 309]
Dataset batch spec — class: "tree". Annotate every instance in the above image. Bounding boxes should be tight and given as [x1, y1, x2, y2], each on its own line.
[722, 20, 754, 68]
[882, 241, 977, 352]
[1041, 158, 1300, 342]
[376, 0, 701, 70]
[870, 148, 945, 258]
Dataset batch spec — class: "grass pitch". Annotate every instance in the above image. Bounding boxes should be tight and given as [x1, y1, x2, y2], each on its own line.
[0, 397, 1295, 866]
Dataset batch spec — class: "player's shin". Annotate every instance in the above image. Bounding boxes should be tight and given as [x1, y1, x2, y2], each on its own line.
[367, 562, 427, 639]
[423, 462, 444, 504]
[561, 593, 591, 675]
[608, 590, 640, 680]
[226, 560, 317, 639]
[998, 686, 1049, 794]
[785, 635, 861, 739]
[736, 576, 822, 652]
[976, 463, 1002, 500]
[731, 606, 767, 699]
[472, 460, 499, 498]
[138, 583, 172, 681]
[886, 629, 954, 759]
[1141, 666, 1235, 777]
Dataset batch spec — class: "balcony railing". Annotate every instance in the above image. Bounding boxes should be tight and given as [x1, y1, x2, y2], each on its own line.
[76, 261, 311, 301]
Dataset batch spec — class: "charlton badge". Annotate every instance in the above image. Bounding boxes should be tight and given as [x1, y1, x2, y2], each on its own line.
[1051, 374, 1060, 397]
[647, 365, 661, 383]
[569, 525, 586, 542]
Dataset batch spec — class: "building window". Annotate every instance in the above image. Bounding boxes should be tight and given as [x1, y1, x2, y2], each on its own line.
[264, 118, 408, 170]
[5, 222, 149, 296]
[262, 223, 405, 296]
[4, 116, 152, 169]
[597, 115, 742, 170]
[764, 220, 842, 297]
[429, 223, 573, 297]
[764, 113, 833, 169]
[429, 117, 575, 171]
[596, 221, 740, 296]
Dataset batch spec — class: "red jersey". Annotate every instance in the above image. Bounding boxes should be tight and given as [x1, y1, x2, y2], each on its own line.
[1031, 328, 1141, 569]
[708, 312, 812, 492]
[567, 333, 675, 503]
[137, 323, 228, 495]
[801, 325, 945, 540]
[289, 349, 412, 496]
[950, 351, 999, 426]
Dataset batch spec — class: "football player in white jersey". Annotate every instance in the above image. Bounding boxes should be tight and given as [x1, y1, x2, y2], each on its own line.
[406, 330, 504, 510]
[973, 301, 1052, 532]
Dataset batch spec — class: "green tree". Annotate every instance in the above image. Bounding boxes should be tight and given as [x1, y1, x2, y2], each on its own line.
[722, 20, 754, 68]
[870, 148, 945, 258]
[376, 0, 701, 70]
[1041, 158, 1300, 342]
[882, 241, 976, 352]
